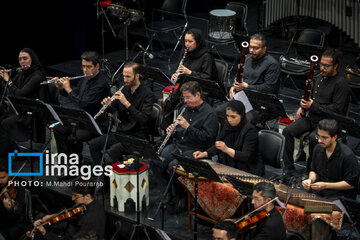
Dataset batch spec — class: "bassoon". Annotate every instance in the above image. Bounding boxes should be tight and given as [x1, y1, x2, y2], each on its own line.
[234, 41, 249, 93]
[301, 55, 318, 116]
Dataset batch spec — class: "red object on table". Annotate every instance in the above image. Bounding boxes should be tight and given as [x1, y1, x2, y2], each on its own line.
[100, 1, 111, 7]
[111, 162, 149, 174]
[279, 117, 294, 126]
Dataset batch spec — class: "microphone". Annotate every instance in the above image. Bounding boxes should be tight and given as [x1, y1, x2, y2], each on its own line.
[135, 43, 154, 59]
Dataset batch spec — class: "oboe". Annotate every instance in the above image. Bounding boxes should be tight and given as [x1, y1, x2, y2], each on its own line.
[93, 86, 124, 120]
[156, 106, 186, 155]
[40, 74, 93, 85]
[234, 41, 249, 93]
[170, 48, 188, 92]
[301, 55, 318, 116]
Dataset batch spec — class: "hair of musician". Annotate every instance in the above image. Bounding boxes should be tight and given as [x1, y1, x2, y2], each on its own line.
[317, 119, 339, 137]
[0, 158, 8, 172]
[213, 220, 238, 239]
[71, 177, 96, 197]
[322, 48, 342, 66]
[180, 81, 202, 97]
[253, 182, 276, 199]
[250, 33, 267, 47]
[81, 51, 100, 66]
[124, 61, 140, 75]
[226, 100, 246, 117]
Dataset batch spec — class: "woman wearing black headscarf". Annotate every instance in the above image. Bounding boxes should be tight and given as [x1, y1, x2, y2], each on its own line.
[0, 48, 48, 100]
[0, 48, 49, 143]
[193, 100, 263, 175]
[170, 28, 219, 82]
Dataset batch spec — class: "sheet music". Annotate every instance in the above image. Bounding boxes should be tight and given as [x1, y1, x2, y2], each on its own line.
[85, 112, 103, 135]
[234, 90, 253, 113]
[36, 99, 63, 125]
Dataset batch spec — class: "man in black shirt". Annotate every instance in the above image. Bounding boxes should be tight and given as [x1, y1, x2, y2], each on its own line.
[159, 81, 218, 213]
[302, 119, 359, 200]
[53, 51, 110, 157]
[89, 61, 154, 165]
[212, 220, 238, 240]
[0, 159, 28, 240]
[33, 178, 106, 239]
[248, 182, 286, 240]
[282, 49, 350, 174]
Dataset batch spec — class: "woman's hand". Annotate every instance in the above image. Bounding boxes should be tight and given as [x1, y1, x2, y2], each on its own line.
[193, 151, 208, 159]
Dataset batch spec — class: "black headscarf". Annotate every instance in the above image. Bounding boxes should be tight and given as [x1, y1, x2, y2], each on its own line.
[185, 28, 209, 59]
[218, 100, 247, 140]
[16, 48, 45, 88]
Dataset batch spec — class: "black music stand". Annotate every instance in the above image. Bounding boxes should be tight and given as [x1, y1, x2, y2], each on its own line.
[172, 151, 223, 240]
[7, 97, 63, 180]
[184, 75, 227, 102]
[114, 133, 161, 240]
[322, 109, 360, 141]
[244, 89, 288, 127]
[339, 197, 360, 239]
[225, 175, 254, 197]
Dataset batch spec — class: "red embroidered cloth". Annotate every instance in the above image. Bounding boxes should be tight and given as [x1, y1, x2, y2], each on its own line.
[178, 176, 246, 221]
[179, 176, 344, 230]
[112, 162, 149, 174]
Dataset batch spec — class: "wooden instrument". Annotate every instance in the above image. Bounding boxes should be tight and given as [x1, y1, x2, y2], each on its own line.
[177, 160, 341, 212]
[26, 205, 86, 238]
[301, 55, 318, 117]
[234, 41, 249, 93]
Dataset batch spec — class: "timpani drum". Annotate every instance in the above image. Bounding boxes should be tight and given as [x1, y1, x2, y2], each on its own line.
[208, 9, 236, 40]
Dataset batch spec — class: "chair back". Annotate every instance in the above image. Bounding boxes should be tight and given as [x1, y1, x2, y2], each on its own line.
[161, 0, 187, 14]
[258, 130, 285, 169]
[24, 189, 34, 224]
[214, 58, 229, 89]
[225, 2, 248, 35]
[147, 103, 163, 139]
[293, 28, 325, 60]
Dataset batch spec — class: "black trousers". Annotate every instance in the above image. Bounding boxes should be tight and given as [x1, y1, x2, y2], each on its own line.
[282, 117, 318, 171]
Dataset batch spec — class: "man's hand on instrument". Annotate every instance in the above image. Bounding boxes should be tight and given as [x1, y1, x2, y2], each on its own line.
[310, 181, 327, 191]
[114, 91, 131, 108]
[176, 115, 190, 129]
[193, 151, 208, 159]
[101, 96, 112, 106]
[33, 219, 46, 236]
[295, 107, 302, 120]
[60, 77, 72, 93]
[166, 124, 176, 135]
[300, 98, 313, 109]
[2, 198, 15, 211]
[0, 70, 10, 82]
[302, 179, 312, 190]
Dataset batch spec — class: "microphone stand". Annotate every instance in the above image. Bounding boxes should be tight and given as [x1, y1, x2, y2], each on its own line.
[94, 113, 114, 208]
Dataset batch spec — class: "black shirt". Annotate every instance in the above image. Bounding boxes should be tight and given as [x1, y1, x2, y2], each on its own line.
[60, 72, 110, 117]
[309, 73, 350, 123]
[249, 208, 286, 240]
[242, 53, 280, 94]
[174, 102, 218, 151]
[310, 142, 359, 199]
[111, 84, 154, 137]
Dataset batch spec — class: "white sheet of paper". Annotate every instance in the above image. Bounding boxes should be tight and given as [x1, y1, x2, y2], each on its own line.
[234, 90, 253, 113]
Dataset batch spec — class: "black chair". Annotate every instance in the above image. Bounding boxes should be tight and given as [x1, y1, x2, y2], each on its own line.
[280, 28, 325, 93]
[258, 130, 285, 179]
[147, 103, 163, 143]
[214, 58, 229, 91]
[146, 0, 188, 58]
[208, 2, 248, 76]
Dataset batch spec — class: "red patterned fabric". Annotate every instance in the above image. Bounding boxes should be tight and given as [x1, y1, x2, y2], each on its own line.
[112, 162, 148, 174]
[276, 204, 344, 231]
[178, 176, 246, 221]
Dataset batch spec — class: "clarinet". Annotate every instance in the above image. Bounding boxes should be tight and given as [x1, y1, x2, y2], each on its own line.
[301, 55, 318, 116]
[93, 86, 124, 120]
[234, 41, 249, 93]
[156, 106, 187, 155]
[170, 48, 188, 93]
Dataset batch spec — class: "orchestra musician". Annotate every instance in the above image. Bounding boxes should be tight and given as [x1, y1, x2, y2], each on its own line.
[247, 182, 286, 240]
[193, 100, 263, 175]
[302, 119, 359, 200]
[282, 49, 350, 176]
[0, 159, 27, 240]
[162, 28, 221, 128]
[88, 61, 154, 165]
[33, 178, 106, 239]
[53, 51, 110, 158]
[212, 220, 238, 240]
[0, 48, 49, 151]
[216, 33, 280, 125]
[160, 81, 218, 214]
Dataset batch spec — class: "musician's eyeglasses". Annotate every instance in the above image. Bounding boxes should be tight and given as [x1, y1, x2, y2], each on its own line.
[319, 63, 333, 68]
[315, 134, 330, 141]
[249, 46, 263, 51]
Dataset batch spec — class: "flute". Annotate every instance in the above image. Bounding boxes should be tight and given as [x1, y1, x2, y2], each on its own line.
[93, 86, 125, 120]
[40, 74, 93, 85]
